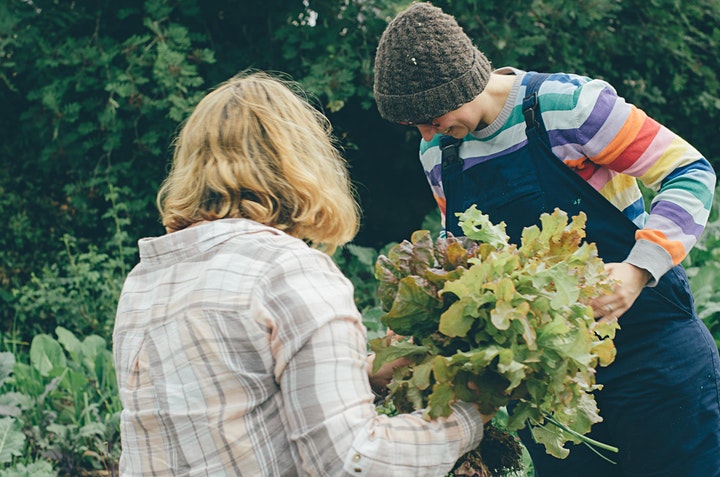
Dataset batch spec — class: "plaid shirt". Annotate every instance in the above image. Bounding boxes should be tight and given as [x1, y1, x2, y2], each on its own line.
[113, 219, 484, 476]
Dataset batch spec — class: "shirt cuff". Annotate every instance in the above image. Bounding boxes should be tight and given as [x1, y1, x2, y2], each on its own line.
[623, 239, 675, 287]
[450, 402, 486, 454]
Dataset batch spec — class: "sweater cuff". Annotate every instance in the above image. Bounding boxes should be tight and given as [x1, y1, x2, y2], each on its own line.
[623, 239, 675, 287]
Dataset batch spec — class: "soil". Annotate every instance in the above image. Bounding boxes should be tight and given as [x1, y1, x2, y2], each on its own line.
[450, 423, 524, 477]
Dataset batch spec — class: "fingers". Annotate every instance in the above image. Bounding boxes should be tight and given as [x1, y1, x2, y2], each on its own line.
[590, 272, 627, 320]
[590, 262, 649, 321]
[599, 303, 617, 323]
[591, 299, 618, 320]
[367, 355, 412, 395]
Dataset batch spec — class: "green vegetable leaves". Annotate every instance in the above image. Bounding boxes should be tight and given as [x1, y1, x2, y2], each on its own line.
[370, 207, 618, 459]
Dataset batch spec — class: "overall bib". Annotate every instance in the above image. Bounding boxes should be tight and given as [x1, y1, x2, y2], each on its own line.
[441, 72, 720, 477]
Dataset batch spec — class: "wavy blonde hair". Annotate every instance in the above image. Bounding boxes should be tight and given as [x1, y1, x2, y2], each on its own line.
[157, 71, 360, 254]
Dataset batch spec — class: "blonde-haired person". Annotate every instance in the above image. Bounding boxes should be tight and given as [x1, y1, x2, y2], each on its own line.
[113, 71, 488, 477]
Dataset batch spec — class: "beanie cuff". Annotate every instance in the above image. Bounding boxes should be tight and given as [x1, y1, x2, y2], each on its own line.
[375, 48, 490, 124]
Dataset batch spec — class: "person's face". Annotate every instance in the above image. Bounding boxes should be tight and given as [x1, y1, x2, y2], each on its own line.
[408, 100, 480, 142]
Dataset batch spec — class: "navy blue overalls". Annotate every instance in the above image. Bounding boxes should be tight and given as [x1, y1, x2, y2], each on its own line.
[441, 72, 720, 477]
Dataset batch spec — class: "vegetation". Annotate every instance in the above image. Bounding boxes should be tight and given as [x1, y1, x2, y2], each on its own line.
[0, 329, 120, 476]
[1, 0, 719, 474]
[371, 208, 620, 456]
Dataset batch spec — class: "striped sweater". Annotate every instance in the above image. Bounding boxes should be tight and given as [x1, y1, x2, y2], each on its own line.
[419, 67, 716, 284]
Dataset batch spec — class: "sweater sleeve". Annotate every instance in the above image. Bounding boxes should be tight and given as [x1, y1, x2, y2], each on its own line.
[561, 78, 716, 283]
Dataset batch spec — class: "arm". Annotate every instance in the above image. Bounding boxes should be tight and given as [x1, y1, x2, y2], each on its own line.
[266, 248, 484, 476]
[569, 79, 716, 283]
[544, 76, 715, 318]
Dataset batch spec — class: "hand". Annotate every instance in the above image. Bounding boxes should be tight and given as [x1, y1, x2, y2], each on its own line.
[366, 354, 410, 396]
[590, 262, 651, 323]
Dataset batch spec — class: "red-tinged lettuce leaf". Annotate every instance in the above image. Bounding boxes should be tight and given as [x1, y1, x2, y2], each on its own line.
[385, 238, 417, 275]
[375, 230, 449, 314]
[519, 209, 586, 262]
[422, 262, 466, 286]
[383, 230, 436, 278]
[375, 255, 403, 311]
[408, 230, 436, 273]
[381, 276, 443, 337]
[434, 235, 480, 270]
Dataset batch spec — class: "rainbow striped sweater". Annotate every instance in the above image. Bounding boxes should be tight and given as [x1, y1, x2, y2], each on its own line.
[419, 68, 716, 284]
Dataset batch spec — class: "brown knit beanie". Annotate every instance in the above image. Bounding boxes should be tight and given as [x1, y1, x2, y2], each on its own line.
[373, 2, 492, 124]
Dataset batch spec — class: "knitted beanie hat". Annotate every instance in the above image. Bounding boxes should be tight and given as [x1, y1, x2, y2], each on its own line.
[373, 2, 492, 124]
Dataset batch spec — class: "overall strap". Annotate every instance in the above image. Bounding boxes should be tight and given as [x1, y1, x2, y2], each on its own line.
[440, 72, 551, 235]
[440, 135, 462, 169]
[440, 134, 463, 235]
[521, 72, 552, 143]
[520, 71, 641, 262]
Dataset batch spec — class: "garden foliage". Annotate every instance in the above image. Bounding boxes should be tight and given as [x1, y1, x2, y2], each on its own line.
[0, 0, 718, 475]
[0, 328, 120, 476]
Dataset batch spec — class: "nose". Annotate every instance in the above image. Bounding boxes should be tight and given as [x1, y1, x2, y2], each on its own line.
[417, 125, 437, 141]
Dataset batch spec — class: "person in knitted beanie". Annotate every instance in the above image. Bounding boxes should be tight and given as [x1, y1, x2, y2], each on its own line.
[373, 3, 720, 477]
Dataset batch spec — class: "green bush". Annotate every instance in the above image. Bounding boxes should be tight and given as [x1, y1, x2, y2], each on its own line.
[10, 184, 137, 342]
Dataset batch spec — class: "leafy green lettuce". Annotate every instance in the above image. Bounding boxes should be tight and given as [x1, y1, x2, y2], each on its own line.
[370, 206, 619, 459]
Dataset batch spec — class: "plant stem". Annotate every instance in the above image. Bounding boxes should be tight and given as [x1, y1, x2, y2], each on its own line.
[544, 415, 619, 453]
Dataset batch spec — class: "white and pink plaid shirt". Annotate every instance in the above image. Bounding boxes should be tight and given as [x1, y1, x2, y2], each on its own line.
[113, 218, 484, 476]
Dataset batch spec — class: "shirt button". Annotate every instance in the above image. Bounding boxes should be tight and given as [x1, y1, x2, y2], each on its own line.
[353, 454, 361, 462]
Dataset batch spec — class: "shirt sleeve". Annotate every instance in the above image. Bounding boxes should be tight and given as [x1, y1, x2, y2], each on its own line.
[262, 247, 484, 476]
[565, 79, 716, 283]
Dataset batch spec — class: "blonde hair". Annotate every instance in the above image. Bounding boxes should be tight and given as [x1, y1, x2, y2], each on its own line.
[157, 71, 360, 254]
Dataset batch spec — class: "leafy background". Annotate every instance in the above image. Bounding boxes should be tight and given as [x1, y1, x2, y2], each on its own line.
[1, 0, 719, 474]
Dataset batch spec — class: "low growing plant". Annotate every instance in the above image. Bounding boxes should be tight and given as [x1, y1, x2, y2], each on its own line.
[0, 327, 121, 476]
